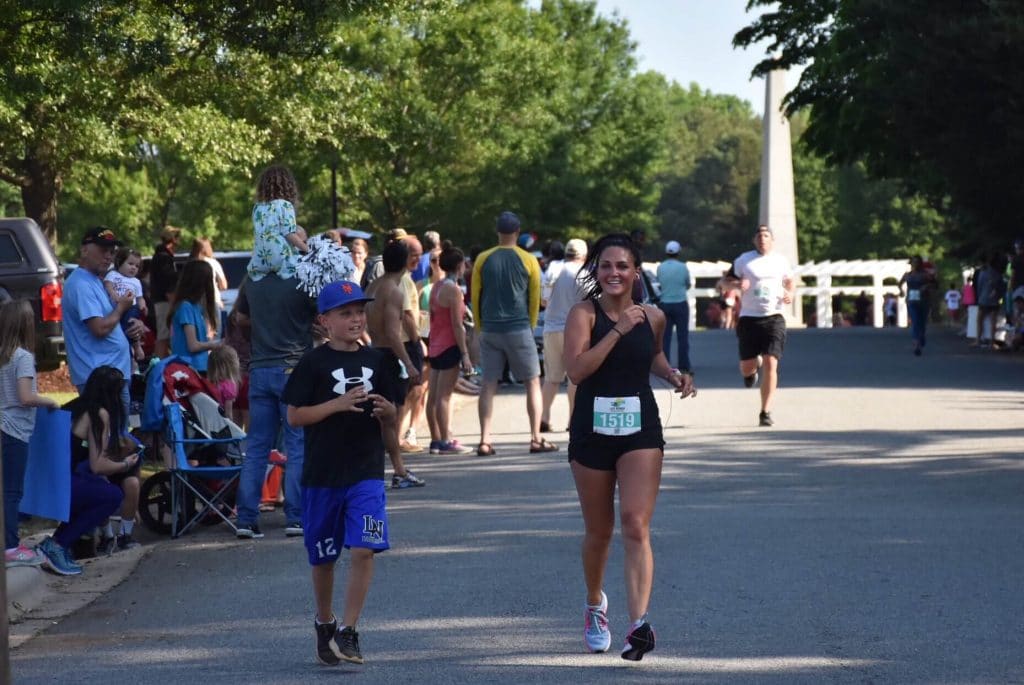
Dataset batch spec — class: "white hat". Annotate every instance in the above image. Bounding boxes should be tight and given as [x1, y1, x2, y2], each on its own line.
[565, 238, 588, 257]
[665, 240, 681, 255]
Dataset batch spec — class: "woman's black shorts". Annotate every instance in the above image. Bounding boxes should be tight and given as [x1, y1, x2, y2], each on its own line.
[429, 345, 461, 371]
[567, 429, 665, 471]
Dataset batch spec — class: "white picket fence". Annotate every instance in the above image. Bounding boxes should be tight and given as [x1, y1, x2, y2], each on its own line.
[651, 259, 910, 329]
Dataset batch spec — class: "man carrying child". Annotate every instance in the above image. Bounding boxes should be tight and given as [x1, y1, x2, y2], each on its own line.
[283, 280, 402, 666]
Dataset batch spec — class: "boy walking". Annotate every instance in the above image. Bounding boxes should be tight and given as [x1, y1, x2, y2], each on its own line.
[283, 280, 402, 666]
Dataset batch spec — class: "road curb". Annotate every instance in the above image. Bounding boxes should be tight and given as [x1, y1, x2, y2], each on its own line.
[7, 539, 152, 649]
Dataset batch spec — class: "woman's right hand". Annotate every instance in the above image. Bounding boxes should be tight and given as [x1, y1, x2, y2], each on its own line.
[613, 304, 647, 336]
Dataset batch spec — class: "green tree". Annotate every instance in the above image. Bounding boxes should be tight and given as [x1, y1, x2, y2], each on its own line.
[0, 1, 394, 248]
[735, 0, 1024, 254]
[326, 0, 668, 246]
[655, 83, 761, 260]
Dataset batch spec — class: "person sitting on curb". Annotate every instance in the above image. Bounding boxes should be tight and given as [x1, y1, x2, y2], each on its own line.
[36, 366, 133, 575]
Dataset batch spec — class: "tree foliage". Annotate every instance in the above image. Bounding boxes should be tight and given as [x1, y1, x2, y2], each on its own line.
[0, 0, 390, 246]
[655, 84, 761, 261]
[735, 0, 1024, 254]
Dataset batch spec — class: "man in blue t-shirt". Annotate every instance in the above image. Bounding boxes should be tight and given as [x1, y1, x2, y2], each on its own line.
[62, 227, 142, 402]
[655, 240, 693, 372]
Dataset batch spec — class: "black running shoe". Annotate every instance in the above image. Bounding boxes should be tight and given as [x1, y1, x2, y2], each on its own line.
[759, 411, 773, 427]
[743, 371, 758, 388]
[621, 621, 655, 661]
[336, 626, 363, 664]
[315, 618, 341, 666]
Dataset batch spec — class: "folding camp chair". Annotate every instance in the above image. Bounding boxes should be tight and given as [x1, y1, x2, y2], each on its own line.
[165, 402, 243, 538]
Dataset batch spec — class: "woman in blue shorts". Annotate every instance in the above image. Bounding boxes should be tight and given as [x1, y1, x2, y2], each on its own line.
[563, 233, 696, 661]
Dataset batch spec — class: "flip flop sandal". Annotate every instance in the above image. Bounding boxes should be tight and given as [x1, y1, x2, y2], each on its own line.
[476, 443, 496, 456]
[529, 438, 559, 453]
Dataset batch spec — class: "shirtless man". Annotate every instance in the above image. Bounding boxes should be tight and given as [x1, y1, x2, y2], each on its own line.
[364, 240, 426, 488]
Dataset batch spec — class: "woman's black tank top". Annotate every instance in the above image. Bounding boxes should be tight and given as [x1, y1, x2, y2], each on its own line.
[569, 302, 661, 436]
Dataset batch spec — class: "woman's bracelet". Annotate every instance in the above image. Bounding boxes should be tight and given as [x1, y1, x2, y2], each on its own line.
[609, 328, 623, 339]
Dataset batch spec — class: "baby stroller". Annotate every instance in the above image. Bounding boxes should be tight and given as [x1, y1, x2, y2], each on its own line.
[138, 356, 246, 537]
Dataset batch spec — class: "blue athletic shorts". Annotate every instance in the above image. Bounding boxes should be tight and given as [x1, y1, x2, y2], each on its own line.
[302, 480, 389, 565]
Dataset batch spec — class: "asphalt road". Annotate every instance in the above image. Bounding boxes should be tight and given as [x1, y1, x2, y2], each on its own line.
[12, 326, 1024, 684]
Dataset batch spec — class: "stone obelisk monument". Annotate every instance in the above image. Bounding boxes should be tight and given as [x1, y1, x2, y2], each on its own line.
[759, 68, 801, 322]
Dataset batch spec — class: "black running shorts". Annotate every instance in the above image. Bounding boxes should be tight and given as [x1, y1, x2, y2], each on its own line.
[568, 430, 665, 471]
[737, 314, 786, 361]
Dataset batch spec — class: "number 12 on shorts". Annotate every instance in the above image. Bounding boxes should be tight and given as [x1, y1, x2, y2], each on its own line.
[315, 537, 337, 559]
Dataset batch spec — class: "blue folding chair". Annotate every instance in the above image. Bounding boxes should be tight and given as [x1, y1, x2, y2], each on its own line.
[165, 402, 244, 538]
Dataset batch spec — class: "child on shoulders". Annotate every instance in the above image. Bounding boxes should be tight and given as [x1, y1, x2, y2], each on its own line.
[247, 165, 309, 282]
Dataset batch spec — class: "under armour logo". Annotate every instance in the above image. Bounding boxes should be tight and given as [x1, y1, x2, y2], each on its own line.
[332, 366, 374, 395]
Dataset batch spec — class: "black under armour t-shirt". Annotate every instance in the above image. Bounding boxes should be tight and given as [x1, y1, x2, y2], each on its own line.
[282, 344, 402, 487]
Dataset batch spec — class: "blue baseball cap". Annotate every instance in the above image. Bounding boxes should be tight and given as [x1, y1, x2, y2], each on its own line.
[317, 280, 374, 314]
[496, 211, 521, 234]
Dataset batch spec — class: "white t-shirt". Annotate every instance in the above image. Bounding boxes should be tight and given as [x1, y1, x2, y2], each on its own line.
[944, 290, 961, 311]
[204, 256, 226, 309]
[733, 250, 793, 318]
[542, 259, 566, 304]
[104, 270, 143, 302]
[543, 262, 586, 334]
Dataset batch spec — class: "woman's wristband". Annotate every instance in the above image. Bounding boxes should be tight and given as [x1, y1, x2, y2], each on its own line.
[609, 327, 623, 339]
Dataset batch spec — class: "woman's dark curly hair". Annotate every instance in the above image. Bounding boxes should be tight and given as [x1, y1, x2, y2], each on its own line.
[255, 165, 299, 206]
[578, 233, 642, 302]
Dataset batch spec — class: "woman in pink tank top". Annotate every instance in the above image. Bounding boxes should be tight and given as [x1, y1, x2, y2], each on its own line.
[426, 245, 473, 454]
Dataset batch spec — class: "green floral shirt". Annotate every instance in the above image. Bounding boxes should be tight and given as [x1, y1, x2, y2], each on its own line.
[248, 199, 301, 281]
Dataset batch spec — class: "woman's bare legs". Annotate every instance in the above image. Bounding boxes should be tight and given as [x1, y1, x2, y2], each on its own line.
[616, 448, 662, 622]
[570, 461, 617, 606]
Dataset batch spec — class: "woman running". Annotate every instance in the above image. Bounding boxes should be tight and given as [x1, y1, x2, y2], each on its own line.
[563, 232, 695, 661]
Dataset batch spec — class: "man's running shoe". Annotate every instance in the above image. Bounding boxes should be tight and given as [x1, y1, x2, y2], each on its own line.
[391, 471, 426, 489]
[584, 590, 611, 653]
[620, 619, 655, 661]
[236, 523, 264, 539]
[743, 371, 758, 388]
[336, 626, 363, 664]
[36, 536, 82, 576]
[314, 617, 341, 666]
[5, 545, 45, 568]
[759, 411, 773, 427]
[285, 522, 304, 537]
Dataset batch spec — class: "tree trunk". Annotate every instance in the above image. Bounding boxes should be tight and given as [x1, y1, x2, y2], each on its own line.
[20, 154, 62, 249]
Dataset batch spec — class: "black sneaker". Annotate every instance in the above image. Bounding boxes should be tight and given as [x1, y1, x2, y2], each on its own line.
[743, 371, 758, 388]
[336, 626, 363, 664]
[117, 534, 141, 550]
[97, 536, 118, 556]
[621, 620, 655, 661]
[315, 617, 341, 666]
[759, 411, 773, 427]
[285, 522, 303, 537]
[236, 523, 264, 539]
